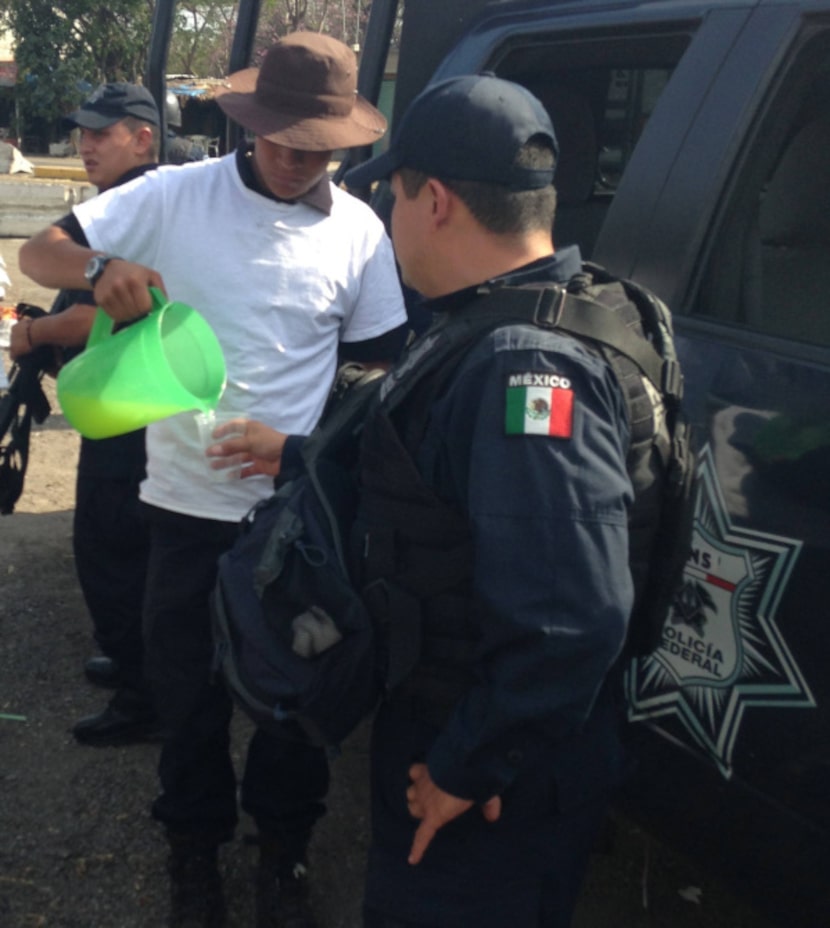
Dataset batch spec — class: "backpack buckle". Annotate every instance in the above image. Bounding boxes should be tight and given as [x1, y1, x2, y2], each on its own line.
[662, 358, 684, 400]
[532, 285, 567, 328]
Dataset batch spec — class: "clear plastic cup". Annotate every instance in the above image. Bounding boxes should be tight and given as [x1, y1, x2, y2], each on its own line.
[195, 410, 248, 482]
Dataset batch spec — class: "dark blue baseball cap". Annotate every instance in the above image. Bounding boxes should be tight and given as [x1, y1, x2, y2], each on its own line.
[345, 74, 558, 190]
[65, 82, 161, 129]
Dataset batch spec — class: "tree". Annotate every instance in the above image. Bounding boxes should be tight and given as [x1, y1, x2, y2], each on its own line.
[8, 0, 154, 140]
[6, 0, 400, 141]
[166, 1, 377, 77]
[168, 1, 238, 78]
[253, 0, 371, 59]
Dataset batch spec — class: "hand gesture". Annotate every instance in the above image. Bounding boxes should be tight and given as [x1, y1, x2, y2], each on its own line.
[406, 763, 502, 865]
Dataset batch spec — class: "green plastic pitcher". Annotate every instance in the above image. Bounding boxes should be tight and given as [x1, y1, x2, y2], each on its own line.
[57, 287, 226, 439]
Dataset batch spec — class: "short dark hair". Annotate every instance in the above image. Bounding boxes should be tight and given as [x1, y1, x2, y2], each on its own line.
[398, 138, 557, 235]
[123, 116, 161, 161]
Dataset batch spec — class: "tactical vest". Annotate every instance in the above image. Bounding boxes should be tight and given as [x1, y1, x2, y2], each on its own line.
[354, 398, 479, 715]
[352, 267, 693, 707]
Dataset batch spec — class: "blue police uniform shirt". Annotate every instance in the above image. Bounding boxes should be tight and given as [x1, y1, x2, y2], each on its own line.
[409, 246, 634, 799]
[365, 246, 635, 924]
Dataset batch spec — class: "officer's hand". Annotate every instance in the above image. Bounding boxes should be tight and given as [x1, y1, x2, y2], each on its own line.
[406, 763, 502, 865]
[8, 318, 33, 361]
[206, 419, 288, 479]
[93, 259, 166, 322]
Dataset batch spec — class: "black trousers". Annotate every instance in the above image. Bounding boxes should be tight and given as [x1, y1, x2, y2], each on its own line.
[362, 695, 617, 928]
[73, 470, 149, 690]
[141, 504, 330, 846]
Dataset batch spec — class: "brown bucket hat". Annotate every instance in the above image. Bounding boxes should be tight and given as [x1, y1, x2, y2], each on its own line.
[214, 32, 387, 151]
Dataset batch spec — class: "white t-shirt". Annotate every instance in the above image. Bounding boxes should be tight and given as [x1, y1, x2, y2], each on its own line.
[74, 155, 406, 521]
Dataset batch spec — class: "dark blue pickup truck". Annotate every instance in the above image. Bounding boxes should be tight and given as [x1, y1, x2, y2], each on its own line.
[148, 1, 829, 923]
[345, 3, 830, 924]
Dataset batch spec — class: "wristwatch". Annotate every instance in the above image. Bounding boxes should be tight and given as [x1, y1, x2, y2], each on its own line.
[84, 254, 120, 288]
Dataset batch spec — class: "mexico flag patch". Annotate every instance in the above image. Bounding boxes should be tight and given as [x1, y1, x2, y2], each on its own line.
[505, 372, 574, 438]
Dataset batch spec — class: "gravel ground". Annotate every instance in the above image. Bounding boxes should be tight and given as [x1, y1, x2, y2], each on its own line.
[0, 235, 776, 928]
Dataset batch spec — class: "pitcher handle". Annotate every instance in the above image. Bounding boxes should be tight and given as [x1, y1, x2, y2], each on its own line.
[86, 307, 114, 347]
[87, 286, 167, 349]
[149, 286, 167, 313]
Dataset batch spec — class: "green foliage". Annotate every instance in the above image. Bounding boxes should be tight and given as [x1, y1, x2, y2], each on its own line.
[6, 0, 389, 137]
[168, 1, 238, 78]
[8, 0, 154, 133]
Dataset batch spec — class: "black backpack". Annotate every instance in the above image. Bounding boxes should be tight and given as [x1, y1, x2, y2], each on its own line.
[546, 262, 696, 655]
[211, 264, 696, 743]
[210, 367, 385, 745]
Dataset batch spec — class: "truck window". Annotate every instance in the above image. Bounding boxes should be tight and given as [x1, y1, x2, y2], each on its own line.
[489, 32, 689, 257]
[695, 31, 830, 347]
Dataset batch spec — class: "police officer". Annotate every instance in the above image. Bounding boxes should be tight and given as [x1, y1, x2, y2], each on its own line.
[210, 74, 633, 928]
[11, 83, 162, 745]
[165, 91, 207, 164]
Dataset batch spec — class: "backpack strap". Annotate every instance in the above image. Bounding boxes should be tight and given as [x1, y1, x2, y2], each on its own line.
[476, 283, 676, 399]
[299, 369, 386, 571]
[374, 270, 671, 450]
[382, 275, 677, 404]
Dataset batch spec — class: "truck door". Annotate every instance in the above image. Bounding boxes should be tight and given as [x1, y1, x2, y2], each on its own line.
[623, 16, 830, 926]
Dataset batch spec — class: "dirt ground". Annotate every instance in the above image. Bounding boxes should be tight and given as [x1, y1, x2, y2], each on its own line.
[0, 235, 776, 928]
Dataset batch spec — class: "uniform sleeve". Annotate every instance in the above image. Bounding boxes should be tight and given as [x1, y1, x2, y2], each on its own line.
[419, 326, 634, 802]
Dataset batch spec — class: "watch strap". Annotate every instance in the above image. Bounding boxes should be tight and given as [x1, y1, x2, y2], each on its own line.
[86, 254, 121, 287]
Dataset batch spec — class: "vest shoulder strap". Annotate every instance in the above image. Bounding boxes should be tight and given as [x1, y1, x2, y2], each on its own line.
[379, 271, 670, 419]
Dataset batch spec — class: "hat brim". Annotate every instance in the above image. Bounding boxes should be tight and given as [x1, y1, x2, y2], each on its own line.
[343, 148, 401, 188]
[215, 67, 386, 151]
[63, 111, 122, 130]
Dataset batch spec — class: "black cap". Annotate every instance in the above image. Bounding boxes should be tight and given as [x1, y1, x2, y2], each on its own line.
[64, 82, 161, 130]
[345, 74, 558, 190]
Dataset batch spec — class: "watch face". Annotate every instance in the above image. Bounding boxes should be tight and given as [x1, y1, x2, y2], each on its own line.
[85, 256, 105, 284]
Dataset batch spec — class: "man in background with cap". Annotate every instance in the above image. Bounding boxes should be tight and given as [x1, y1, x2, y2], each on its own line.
[20, 33, 406, 928]
[165, 90, 207, 164]
[217, 73, 633, 928]
[10, 82, 162, 747]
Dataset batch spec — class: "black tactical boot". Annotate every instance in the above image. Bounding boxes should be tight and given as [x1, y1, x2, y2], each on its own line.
[167, 835, 226, 928]
[73, 686, 163, 746]
[256, 836, 318, 928]
[83, 655, 122, 688]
